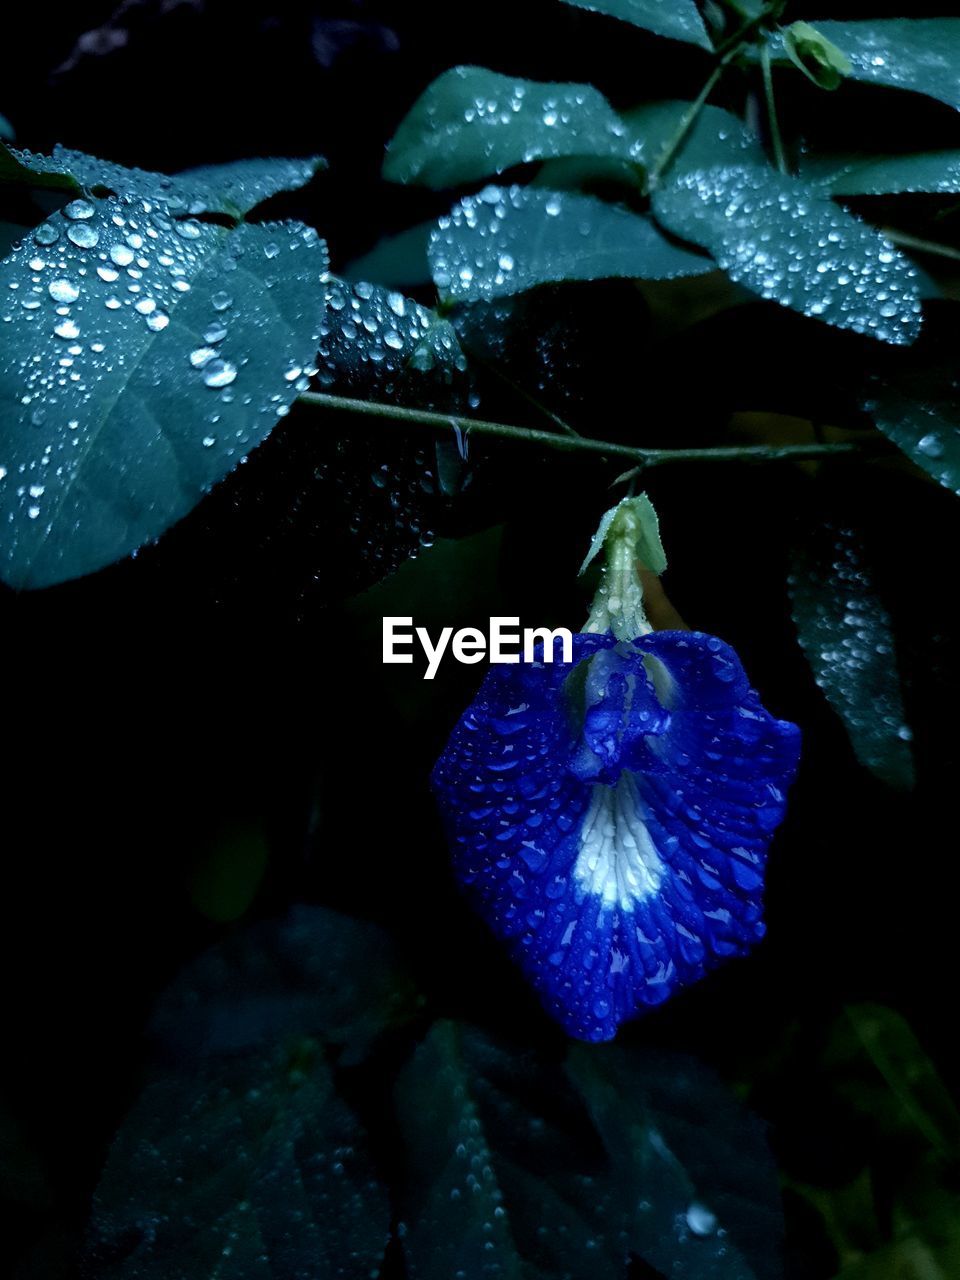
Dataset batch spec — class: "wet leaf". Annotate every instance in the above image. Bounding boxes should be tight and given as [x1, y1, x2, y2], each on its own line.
[559, 0, 711, 49]
[765, 20, 960, 112]
[383, 67, 635, 190]
[625, 101, 766, 173]
[863, 316, 960, 494]
[568, 1045, 783, 1280]
[5, 144, 325, 219]
[0, 199, 328, 589]
[451, 285, 631, 428]
[396, 1023, 780, 1280]
[150, 905, 419, 1065]
[175, 155, 326, 220]
[814, 151, 960, 196]
[533, 102, 762, 199]
[430, 185, 710, 303]
[317, 278, 468, 401]
[0, 142, 80, 195]
[789, 520, 914, 789]
[83, 1041, 390, 1280]
[652, 165, 923, 344]
[171, 279, 471, 609]
[395, 1020, 627, 1280]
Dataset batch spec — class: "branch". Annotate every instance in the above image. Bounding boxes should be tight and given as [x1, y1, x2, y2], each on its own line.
[297, 391, 883, 469]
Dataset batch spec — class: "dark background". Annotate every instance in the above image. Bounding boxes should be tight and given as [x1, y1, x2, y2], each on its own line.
[2, 3, 959, 1277]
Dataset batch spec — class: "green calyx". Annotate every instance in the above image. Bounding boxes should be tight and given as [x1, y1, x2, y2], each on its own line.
[581, 494, 667, 641]
[781, 21, 853, 91]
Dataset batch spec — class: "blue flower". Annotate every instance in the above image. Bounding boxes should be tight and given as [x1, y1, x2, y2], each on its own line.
[432, 498, 801, 1043]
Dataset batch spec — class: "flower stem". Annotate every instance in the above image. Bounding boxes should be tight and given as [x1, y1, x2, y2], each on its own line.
[297, 390, 881, 469]
[761, 43, 788, 174]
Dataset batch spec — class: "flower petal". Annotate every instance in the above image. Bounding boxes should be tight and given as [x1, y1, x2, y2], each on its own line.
[432, 631, 800, 1041]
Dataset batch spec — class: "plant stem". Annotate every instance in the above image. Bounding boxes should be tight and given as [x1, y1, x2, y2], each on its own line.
[469, 349, 581, 437]
[646, 0, 783, 191]
[646, 64, 724, 191]
[760, 43, 788, 174]
[883, 228, 960, 264]
[298, 390, 881, 469]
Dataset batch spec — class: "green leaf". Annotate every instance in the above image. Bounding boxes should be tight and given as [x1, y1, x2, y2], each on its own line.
[5, 143, 325, 219]
[430, 185, 711, 303]
[625, 100, 767, 172]
[318, 278, 469, 403]
[767, 20, 960, 112]
[863, 316, 960, 494]
[187, 820, 270, 923]
[0, 142, 80, 194]
[652, 164, 923, 344]
[844, 1005, 960, 1157]
[823, 1004, 960, 1162]
[781, 21, 853, 91]
[395, 1021, 627, 1280]
[383, 66, 636, 190]
[567, 1045, 783, 1280]
[84, 1041, 390, 1279]
[535, 102, 762, 198]
[175, 155, 326, 219]
[832, 1223, 960, 1280]
[789, 520, 914, 789]
[815, 151, 960, 197]
[559, 0, 711, 49]
[150, 905, 420, 1065]
[0, 199, 328, 589]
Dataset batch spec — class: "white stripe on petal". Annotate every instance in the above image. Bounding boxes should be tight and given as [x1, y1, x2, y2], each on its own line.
[573, 771, 664, 910]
